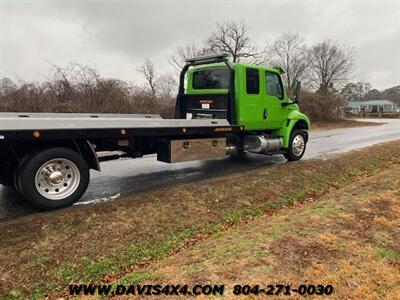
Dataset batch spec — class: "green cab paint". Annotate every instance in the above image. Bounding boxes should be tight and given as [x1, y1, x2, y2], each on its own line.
[186, 62, 310, 148]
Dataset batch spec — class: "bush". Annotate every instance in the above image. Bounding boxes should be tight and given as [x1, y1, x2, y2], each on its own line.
[0, 64, 176, 118]
[299, 90, 344, 122]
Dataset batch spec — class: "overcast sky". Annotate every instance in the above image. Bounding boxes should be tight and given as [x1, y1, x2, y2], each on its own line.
[0, 0, 399, 90]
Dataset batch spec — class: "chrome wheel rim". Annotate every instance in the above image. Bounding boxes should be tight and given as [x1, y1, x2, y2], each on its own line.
[35, 158, 80, 200]
[292, 134, 305, 157]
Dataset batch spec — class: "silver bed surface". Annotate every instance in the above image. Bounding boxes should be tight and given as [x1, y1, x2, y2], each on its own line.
[0, 113, 230, 130]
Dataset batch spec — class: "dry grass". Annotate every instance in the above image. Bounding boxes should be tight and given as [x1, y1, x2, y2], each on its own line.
[358, 112, 400, 119]
[311, 119, 382, 130]
[134, 166, 400, 299]
[0, 141, 399, 299]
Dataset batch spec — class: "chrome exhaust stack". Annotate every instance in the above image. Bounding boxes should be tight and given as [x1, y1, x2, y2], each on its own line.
[243, 135, 283, 154]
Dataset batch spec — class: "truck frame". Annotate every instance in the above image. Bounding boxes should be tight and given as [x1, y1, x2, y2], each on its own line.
[0, 54, 310, 210]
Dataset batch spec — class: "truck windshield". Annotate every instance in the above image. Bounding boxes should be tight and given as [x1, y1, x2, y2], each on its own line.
[192, 69, 230, 89]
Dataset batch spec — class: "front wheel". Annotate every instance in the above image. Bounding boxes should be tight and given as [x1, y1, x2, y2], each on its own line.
[17, 148, 90, 210]
[284, 130, 307, 161]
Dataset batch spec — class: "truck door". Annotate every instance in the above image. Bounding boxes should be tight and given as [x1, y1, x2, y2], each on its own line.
[242, 67, 262, 130]
[262, 71, 287, 129]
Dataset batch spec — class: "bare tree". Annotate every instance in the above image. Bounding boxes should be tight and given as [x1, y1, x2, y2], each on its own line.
[137, 58, 158, 96]
[207, 20, 261, 63]
[0, 77, 17, 96]
[340, 81, 371, 112]
[45, 62, 77, 110]
[156, 73, 177, 98]
[340, 82, 358, 105]
[309, 40, 354, 95]
[355, 81, 371, 100]
[268, 32, 312, 95]
[168, 42, 209, 74]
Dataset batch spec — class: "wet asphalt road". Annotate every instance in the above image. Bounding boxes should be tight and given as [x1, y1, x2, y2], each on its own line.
[1, 118, 399, 220]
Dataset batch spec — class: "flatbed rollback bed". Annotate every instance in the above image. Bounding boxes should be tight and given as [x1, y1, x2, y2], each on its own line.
[0, 54, 310, 210]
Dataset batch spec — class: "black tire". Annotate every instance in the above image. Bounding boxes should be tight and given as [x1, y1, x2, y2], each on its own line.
[13, 153, 32, 194]
[17, 147, 90, 210]
[284, 129, 307, 161]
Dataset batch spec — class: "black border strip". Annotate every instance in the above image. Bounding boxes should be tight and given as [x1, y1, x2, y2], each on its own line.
[0, 125, 242, 141]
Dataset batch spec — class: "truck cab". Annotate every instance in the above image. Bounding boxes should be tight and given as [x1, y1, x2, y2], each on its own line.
[175, 54, 310, 159]
[186, 63, 298, 130]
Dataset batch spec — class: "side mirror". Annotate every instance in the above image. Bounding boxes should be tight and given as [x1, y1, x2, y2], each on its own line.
[282, 80, 301, 107]
[293, 80, 301, 104]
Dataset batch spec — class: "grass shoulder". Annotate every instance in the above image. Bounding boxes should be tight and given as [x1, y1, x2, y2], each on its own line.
[0, 141, 399, 298]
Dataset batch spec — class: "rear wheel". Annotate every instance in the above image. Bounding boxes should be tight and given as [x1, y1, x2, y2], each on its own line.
[17, 148, 90, 210]
[284, 129, 307, 161]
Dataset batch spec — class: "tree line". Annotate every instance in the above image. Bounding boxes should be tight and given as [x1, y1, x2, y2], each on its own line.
[0, 64, 175, 117]
[340, 82, 400, 105]
[149, 20, 355, 96]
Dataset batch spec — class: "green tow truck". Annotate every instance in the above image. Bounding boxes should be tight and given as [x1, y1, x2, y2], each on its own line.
[176, 53, 310, 160]
[0, 54, 310, 210]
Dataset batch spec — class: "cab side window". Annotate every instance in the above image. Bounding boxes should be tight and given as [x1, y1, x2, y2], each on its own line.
[246, 68, 259, 94]
[266, 72, 284, 99]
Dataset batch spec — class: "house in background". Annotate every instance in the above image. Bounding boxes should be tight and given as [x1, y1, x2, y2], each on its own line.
[347, 100, 398, 114]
